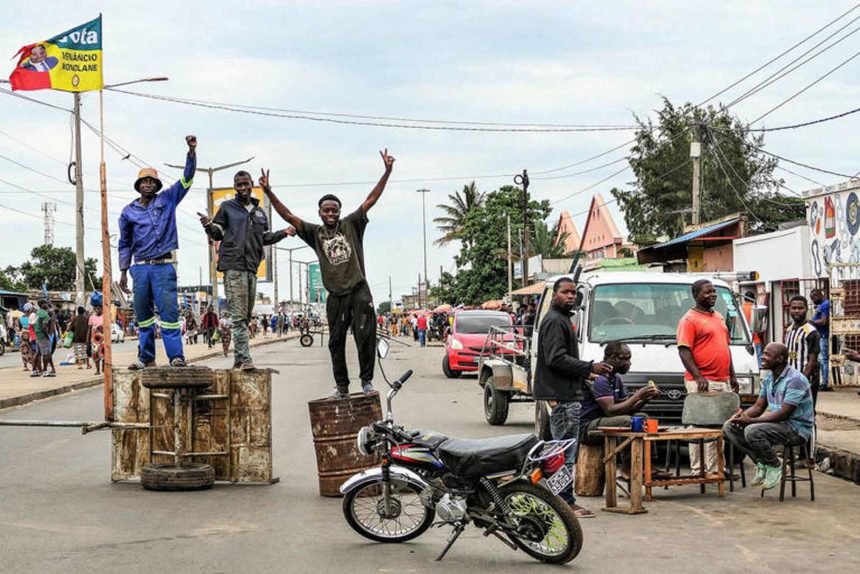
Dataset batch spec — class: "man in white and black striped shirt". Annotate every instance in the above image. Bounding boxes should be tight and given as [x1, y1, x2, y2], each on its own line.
[784, 295, 821, 407]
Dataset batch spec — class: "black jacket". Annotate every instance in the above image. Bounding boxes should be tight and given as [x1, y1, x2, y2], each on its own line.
[206, 197, 286, 272]
[533, 305, 593, 401]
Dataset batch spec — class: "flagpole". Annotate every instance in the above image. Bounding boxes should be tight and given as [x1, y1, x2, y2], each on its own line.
[99, 87, 114, 422]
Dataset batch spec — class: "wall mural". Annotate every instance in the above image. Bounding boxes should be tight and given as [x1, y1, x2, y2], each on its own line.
[807, 182, 860, 277]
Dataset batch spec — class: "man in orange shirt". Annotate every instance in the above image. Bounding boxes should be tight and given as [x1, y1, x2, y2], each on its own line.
[677, 279, 739, 475]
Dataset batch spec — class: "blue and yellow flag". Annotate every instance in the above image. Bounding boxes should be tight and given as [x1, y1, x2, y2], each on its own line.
[9, 16, 103, 92]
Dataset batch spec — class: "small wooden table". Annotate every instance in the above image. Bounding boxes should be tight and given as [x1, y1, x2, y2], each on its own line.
[599, 426, 727, 515]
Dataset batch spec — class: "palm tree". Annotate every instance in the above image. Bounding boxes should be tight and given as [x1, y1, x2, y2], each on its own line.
[433, 182, 484, 247]
[531, 219, 570, 259]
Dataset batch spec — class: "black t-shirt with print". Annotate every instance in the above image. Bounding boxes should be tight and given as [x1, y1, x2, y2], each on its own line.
[296, 207, 368, 296]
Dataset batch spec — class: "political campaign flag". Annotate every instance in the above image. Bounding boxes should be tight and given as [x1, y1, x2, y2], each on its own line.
[9, 16, 103, 92]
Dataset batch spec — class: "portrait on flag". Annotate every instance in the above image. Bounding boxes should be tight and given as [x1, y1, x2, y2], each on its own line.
[9, 15, 103, 92]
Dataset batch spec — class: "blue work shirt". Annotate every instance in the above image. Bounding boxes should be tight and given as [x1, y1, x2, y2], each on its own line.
[813, 299, 830, 339]
[118, 154, 196, 271]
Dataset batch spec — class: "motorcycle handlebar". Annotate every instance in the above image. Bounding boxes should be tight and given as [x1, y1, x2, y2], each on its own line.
[392, 370, 413, 390]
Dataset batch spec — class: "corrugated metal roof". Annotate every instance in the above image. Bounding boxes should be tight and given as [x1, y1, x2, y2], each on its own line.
[649, 218, 740, 250]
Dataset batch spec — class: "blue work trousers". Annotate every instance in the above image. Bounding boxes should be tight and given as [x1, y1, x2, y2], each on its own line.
[130, 263, 184, 364]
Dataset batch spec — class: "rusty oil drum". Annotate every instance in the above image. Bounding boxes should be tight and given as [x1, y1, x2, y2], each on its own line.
[308, 393, 382, 497]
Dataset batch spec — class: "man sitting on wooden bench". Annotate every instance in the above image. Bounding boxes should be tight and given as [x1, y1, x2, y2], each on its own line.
[579, 341, 662, 479]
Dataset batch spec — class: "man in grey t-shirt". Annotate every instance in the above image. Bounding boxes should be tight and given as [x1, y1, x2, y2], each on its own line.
[262, 149, 395, 398]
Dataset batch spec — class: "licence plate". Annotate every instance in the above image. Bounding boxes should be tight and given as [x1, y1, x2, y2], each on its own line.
[546, 465, 572, 495]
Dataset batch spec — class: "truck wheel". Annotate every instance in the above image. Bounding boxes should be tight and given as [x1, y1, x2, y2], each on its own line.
[442, 356, 461, 379]
[535, 400, 553, 441]
[141, 463, 215, 491]
[484, 376, 509, 425]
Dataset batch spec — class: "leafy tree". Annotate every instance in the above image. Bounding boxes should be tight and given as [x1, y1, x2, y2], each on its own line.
[433, 181, 484, 247]
[531, 219, 569, 258]
[10, 245, 99, 290]
[0, 267, 27, 292]
[377, 301, 391, 315]
[443, 186, 551, 305]
[611, 98, 794, 241]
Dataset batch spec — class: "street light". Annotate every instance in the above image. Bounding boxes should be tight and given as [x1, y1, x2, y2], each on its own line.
[275, 245, 310, 307]
[416, 188, 430, 308]
[103, 77, 168, 89]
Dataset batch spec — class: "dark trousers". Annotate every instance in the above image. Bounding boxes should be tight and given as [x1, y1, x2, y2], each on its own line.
[326, 282, 377, 391]
[722, 420, 803, 467]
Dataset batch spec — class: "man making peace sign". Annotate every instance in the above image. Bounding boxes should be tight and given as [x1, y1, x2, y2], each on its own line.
[263, 150, 395, 399]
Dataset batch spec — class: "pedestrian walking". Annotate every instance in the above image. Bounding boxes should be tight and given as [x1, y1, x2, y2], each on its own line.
[201, 305, 218, 348]
[19, 304, 33, 372]
[533, 277, 612, 519]
[810, 289, 831, 391]
[201, 170, 291, 369]
[417, 313, 428, 347]
[263, 149, 395, 398]
[88, 303, 105, 375]
[185, 311, 198, 345]
[676, 279, 739, 476]
[70, 306, 90, 369]
[33, 299, 56, 377]
[118, 135, 197, 370]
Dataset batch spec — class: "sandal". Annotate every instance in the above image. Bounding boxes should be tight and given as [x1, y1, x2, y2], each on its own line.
[170, 357, 187, 367]
[570, 504, 596, 519]
[128, 360, 146, 370]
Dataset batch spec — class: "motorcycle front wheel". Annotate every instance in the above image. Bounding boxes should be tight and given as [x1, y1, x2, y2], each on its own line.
[343, 479, 435, 543]
[498, 481, 583, 564]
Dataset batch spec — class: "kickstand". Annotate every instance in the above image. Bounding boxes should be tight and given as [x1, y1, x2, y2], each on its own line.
[435, 523, 465, 562]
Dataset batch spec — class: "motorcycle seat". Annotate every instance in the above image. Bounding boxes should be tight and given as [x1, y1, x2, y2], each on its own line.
[437, 433, 538, 478]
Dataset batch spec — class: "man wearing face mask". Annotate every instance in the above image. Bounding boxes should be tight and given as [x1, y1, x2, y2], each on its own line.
[534, 276, 613, 519]
[262, 150, 395, 398]
[118, 135, 196, 369]
[199, 171, 294, 370]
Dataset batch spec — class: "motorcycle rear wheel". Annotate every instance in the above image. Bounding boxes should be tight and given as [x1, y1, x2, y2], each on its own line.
[498, 481, 582, 564]
[343, 480, 434, 543]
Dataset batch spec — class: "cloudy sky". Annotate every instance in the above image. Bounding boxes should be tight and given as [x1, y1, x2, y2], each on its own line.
[1, 1, 858, 304]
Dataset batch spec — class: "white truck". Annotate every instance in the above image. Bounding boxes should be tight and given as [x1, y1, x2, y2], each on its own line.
[479, 271, 761, 438]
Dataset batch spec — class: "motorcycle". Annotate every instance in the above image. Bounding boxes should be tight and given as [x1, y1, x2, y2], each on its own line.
[340, 338, 582, 564]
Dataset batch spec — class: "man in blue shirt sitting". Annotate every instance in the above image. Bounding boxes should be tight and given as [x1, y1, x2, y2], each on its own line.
[118, 135, 197, 369]
[723, 342, 815, 491]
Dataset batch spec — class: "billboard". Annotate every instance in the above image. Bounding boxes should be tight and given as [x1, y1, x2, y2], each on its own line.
[210, 186, 272, 282]
[308, 262, 327, 303]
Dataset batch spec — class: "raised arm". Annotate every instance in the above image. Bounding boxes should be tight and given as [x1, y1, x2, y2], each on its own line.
[259, 169, 303, 228]
[361, 148, 395, 212]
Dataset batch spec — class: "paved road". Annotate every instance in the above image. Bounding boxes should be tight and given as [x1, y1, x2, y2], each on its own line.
[1, 339, 859, 573]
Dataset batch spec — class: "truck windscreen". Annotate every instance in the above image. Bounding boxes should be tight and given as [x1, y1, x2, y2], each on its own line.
[588, 283, 750, 344]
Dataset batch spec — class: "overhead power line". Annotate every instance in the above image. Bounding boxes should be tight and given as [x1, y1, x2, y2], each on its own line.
[748, 105, 860, 132]
[698, 2, 860, 106]
[106, 88, 636, 133]
[724, 18, 860, 109]
[750, 49, 860, 124]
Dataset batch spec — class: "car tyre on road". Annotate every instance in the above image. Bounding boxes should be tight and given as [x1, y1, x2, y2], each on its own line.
[141, 463, 215, 491]
[535, 400, 553, 441]
[483, 375, 509, 425]
[442, 355, 461, 379]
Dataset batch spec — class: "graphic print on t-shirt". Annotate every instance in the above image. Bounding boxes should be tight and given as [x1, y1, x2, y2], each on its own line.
[322, 233, 352, 266]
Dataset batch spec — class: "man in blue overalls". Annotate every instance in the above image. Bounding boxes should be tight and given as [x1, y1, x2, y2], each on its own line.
[118, 135, 197, 369]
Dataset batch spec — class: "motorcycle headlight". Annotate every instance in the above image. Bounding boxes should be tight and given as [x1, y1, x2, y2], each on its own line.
[356, 426, 375, 456]
[450, 338, 464, 350]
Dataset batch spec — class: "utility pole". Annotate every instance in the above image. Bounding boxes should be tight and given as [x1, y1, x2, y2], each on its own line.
[166, 156, 253, 313]
[73, 93, 85, 306]
[507, 214, 512, 302]
[514, 170, 530, 287]
[691, 128, 702, 226]
[272, 242, 278, 311]
[417, 188, 430, 299]
[418, 273, 422, 308]
[274, 245, 309, 309]
[388, 275, 393, 315]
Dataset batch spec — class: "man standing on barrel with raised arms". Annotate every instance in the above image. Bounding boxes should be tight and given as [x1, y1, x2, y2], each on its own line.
[118, 135, 197, 369]
[262, 149, 395, 399]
